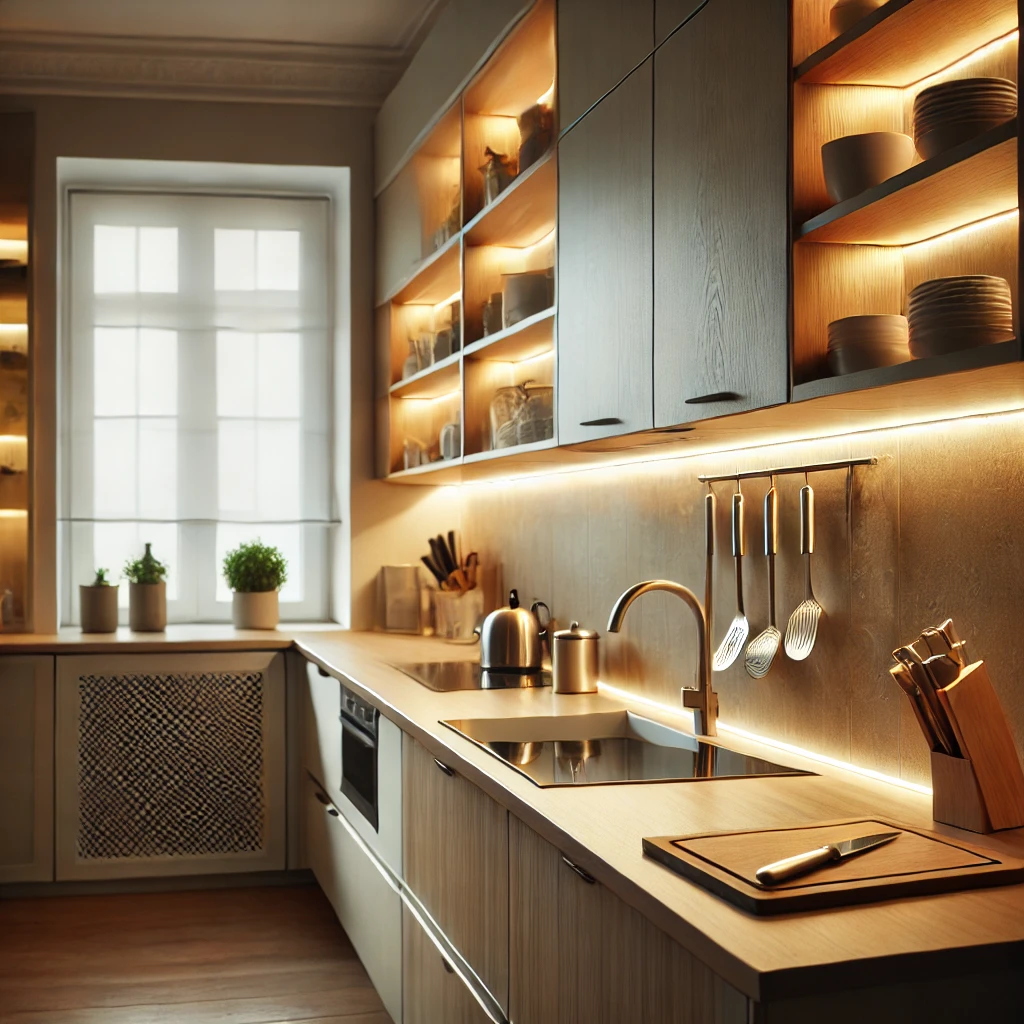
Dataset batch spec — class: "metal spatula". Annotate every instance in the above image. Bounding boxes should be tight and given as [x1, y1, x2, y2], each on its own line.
[745, 484, 781, 678]
[784, 484, 823, 661]
[713, 492, 749, 671]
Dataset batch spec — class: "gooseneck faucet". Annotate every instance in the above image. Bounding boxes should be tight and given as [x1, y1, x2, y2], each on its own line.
[607, 580, 719, 737]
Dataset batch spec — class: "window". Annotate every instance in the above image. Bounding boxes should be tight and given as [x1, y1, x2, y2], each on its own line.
[63, 191, 331, 623]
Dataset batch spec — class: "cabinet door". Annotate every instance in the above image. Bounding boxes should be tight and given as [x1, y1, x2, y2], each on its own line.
[655, 0, 706, 46]
[653, 0, 789, 426]
[303, 659, 342, 802]
[403, 734, 509, 1011]
[558, 60, 654, 445]
[403, 905, 492, 1024]
[558, 0, 653, 130]
[55, 652, 286, 880]
[0, 656, 54, 883]
[508, 816, 749, 1024]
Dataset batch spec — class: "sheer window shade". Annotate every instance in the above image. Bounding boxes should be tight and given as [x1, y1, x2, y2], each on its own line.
[63, 191, 331, 624]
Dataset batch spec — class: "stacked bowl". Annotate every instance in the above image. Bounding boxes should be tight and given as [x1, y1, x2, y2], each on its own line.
[907, 276, 1014, 358]
[913, 78, 1017, 159]
[827, 314, 910, 375]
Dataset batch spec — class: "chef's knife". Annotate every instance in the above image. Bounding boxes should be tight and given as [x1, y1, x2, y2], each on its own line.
[889, 663, 940, 751]
[429, 537, 453, 578]
[420, 555, 448, 589]
[434, 534, 457, 576]
[755, 831, 900, 887]
[893, 645, 960, 757]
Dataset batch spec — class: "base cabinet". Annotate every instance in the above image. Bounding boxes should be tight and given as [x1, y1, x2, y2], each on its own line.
[403, 734, 509, 1012]
[509, 816, 748, 1024]
[0, 656, 54, 883]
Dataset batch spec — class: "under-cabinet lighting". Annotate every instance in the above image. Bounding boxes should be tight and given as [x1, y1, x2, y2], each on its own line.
[0, 323, 28, 333]
[0, 239, 28, 262]
[902, 208, 1018, 252]
[0, 509, 28, 519]
[518, 229, 556, 256]
[0, 435, 27, 444]
[433, 291, 461, 312]
[908, 30, 1019, 93]
[596, 681, 932, 795]
[537, 82, 555, 107]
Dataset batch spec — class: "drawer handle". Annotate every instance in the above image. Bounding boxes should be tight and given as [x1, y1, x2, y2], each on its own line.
[561, 854, 595, 884]
[579, 417, 623, 427]
[433, 758, 455, 777]
[441, 957, 455, 974]
[314, 790, 340, 817]
[317, 665, 329, 677]
[684, 391, 740, 405]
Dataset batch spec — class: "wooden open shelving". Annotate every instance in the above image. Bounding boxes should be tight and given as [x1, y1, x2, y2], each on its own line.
[799, 120, 1017, 244]
[795, 0, 1018, 86]
[375, 0, 557, 480]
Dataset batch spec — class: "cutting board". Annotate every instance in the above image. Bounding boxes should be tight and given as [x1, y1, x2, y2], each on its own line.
[643, 818, 1024, 915]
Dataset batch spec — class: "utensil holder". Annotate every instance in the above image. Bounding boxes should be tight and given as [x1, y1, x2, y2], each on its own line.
[433, 588, 484, 641]
[930, 660, 1024, 833]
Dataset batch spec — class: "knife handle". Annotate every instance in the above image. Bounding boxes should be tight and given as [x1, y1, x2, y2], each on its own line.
[755, 844, 836, 886]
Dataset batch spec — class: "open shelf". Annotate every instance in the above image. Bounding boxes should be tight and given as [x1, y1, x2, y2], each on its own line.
[799, 121, 1018, 244]
[796, 0, 1018, 86]
[386, 232, 461, 306]
[389, 351, 462, 399]
[463, 151, 557, 248]
[793, 338, 1020, 401]
[463, 308, 555, 362]
[463, 436, 558, 465]
[387, 458, 464, 484]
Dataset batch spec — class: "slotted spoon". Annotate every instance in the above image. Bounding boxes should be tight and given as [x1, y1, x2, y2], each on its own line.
[784, 484, 823, 661]
[713, 492, 748, 671]
[745, 483, 781, 678]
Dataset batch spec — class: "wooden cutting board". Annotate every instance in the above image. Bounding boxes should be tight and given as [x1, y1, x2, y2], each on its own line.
[643, 818, 1024, 915]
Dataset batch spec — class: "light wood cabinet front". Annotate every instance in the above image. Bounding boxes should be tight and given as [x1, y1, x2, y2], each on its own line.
[653, 0, 789, 426]
[557, 59, 655, 445]
[402, 734, 509, 1011]
[557, 0, 653, 130]
[509, 816, 748, 1024]
[0, 655, 54, 883]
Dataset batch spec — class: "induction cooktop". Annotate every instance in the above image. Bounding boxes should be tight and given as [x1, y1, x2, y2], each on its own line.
[394, 661, 552, 692]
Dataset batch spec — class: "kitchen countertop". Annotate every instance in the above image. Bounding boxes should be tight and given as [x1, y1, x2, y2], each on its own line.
[5, 626, 1024, 1002]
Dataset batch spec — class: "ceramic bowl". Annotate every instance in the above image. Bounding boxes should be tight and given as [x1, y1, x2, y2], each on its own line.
[826, 314, 911, 375]
[821, 132, 916, 203]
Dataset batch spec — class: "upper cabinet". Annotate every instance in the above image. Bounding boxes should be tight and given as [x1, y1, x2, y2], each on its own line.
[557, 60, 655, 444]
[653, 0, 790, 427]
[557, 0, 654, 131]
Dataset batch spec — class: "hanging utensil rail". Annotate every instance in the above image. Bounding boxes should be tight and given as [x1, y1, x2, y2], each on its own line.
[697, 456, 876, 484]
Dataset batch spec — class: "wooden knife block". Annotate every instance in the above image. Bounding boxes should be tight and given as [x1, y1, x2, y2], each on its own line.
[930, 661, 1024, 833]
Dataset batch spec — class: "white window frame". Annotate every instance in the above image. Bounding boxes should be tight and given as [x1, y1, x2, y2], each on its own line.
[56, 159, 352, 628]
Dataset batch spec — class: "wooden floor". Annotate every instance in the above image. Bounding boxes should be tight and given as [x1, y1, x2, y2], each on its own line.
[0, 885, 391, 1023]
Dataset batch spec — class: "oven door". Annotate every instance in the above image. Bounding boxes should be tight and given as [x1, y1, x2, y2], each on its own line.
[341, 709, 379, 831]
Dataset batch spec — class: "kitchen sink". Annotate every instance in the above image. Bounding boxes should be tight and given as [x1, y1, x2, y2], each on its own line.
[441, 711, 812, 787]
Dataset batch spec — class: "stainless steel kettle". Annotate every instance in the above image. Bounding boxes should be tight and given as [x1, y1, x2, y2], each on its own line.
[478, 589, 550, 671]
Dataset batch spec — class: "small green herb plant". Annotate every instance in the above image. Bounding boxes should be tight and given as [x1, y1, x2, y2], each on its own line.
[91, 568, 113, 586]
[123, 543, 167, 585]
[223, 539, 288, 594]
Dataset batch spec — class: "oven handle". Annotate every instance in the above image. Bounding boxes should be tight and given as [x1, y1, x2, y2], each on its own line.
[341, 714, 376, 748]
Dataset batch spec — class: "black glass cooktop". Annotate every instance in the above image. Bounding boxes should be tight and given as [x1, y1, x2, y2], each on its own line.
[394, 661, 551, 692]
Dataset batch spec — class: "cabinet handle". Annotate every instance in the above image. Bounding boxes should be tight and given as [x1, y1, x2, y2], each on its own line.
[317, 665, 329, 677]
[313, 789, 340, 817]
[433, 758, 455, 777]
[579, 417, 623, 427]
[684, 391, 740, 405]
[561, 854, 596, 884]
[441, 957, 455, 974]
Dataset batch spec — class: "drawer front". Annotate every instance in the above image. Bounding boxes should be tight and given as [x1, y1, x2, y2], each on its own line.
[403, 734, 509, 1012]
[303, 776, 403, 1023]
[55, 652, 285, 880]
[303, 660, 342, 801]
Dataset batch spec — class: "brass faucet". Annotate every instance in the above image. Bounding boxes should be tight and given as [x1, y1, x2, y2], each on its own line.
[607, 580, 719, 737]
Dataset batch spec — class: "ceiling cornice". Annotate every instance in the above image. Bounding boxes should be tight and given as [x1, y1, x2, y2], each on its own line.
[0, 30, 409, 107]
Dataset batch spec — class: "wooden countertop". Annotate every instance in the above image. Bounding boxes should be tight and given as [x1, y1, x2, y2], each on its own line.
[293, 631, 1024, 1004]
[5, 626, 1023, 1001]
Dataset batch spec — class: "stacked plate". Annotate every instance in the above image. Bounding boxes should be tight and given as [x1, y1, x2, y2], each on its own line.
[907, 276, 1014, 358]
[913, 78, 1017, 159]
[826, 314, 910, 375]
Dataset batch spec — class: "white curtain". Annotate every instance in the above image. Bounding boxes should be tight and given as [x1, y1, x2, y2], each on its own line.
[62, 190, 332, 624]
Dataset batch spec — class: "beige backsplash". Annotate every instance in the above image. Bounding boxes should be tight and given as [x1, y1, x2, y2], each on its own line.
[456, 413, 1024, 787]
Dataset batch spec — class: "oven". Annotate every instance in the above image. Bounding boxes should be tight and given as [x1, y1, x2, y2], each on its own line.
[340, 683, 380, 831]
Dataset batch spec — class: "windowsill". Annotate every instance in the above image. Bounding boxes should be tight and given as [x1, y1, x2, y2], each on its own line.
[0, 622, 345, 654]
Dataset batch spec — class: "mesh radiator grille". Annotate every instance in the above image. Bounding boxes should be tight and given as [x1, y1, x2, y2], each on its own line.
[76, 672, 266, 860]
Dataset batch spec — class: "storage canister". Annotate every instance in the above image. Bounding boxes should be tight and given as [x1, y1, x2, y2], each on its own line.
[552, 621, 600, 694]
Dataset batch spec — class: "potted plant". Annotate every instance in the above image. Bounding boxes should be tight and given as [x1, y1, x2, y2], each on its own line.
[80, 568, 118, 633]
[124, 542, 167, 632]
[223, 539, 287, 630]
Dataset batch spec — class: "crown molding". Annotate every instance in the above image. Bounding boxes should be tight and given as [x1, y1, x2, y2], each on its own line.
[0, 30, 409, 107]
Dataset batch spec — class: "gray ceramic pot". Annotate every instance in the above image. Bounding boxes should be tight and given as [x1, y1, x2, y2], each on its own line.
[80, 584, 118, 633]
[129, 581, 166, 632]
[232, 590, 279, 630]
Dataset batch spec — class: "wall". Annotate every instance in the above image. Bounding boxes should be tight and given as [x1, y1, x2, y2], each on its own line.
[0, 92, 454, 631]
[458, 411, 1024, 787]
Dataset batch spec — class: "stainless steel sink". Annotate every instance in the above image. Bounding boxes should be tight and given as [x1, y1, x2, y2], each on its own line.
[441, 711, 811, 787]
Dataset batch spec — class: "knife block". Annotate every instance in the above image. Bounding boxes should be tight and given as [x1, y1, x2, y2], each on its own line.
[930, 661, 1024, 833]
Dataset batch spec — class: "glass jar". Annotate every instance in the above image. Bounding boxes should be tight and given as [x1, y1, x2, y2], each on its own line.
[489, 385, 526, 450]
[516, 384, 554, 445]
[401, 338, 420, 380]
